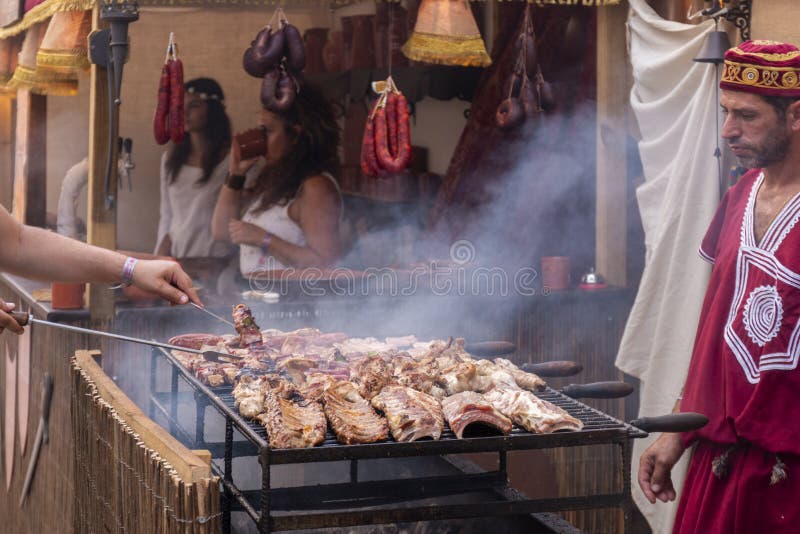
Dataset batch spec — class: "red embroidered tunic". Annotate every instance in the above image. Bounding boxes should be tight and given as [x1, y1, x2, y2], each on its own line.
[675, 169, 800, 533]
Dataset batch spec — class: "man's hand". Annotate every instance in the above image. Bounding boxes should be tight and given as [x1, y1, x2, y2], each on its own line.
[0, 299, 24, 335]
[131, 260, 201, 306]
[228, 220, 268, 247]
[638, 432, 686, 504]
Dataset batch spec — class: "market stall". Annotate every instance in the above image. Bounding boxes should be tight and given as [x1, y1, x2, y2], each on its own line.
[2, 1, 786, 533]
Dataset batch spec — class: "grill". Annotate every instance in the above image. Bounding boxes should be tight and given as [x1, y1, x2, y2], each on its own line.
[150, 346, 647, 533]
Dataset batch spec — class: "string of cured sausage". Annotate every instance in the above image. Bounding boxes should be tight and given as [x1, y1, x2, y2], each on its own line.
[495, 6, 555, 131]
[360, 77, 412, 178]
[242, 8, 305, 112]
[153, 33, 184, 145]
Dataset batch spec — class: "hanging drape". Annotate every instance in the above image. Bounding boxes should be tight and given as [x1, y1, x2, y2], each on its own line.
[616, 1, 724, 532]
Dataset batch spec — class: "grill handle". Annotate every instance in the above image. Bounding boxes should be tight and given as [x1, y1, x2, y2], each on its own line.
[11, 311, 29, 326]
[561, 381, 634, 399]
[521, 361, 583, 377]
[631, 413, 709, 433]
[465, 341, 517, 357]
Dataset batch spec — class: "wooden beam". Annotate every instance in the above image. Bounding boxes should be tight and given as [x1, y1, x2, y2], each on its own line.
[74, 350, 213, 483]
[11, 90, 46, 227]
[0, 95, 13, 210]
[595, 1, 629, 288]
[86, 6, 117, 319]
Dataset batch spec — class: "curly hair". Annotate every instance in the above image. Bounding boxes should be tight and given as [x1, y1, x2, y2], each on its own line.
[166, 77, 232, 185]
[250, 81, 341, 213]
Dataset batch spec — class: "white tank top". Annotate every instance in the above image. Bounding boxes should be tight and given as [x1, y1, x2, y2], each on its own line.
[239, 173, 341, 274]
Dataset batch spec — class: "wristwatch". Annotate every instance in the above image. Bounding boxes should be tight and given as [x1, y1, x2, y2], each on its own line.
[225, 173, 246, 190]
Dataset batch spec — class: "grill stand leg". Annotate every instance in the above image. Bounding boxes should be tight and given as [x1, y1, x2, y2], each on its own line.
[194, 391, 207, 447]
[499, 450, 508, 481]
[222, 418, 233, 534]
[259, 447, 271, 533]
[621, 439, 634, 534]
[148, 351, 157, 420]
[169, 365, 179, 436]
[350, 459, 359, 483]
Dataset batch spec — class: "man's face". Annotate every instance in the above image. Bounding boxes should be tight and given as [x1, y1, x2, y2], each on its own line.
[720, 90, 791, 169]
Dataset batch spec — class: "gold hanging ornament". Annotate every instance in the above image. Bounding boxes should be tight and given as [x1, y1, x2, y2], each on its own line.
[36, 9, 91, 74]
[0, 34, 23, 93]
[401, 0, 491, 68]
[9, 19, 79, 96]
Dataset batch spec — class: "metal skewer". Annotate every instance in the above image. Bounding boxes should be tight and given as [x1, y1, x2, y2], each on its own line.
[190, 302, 235, 328]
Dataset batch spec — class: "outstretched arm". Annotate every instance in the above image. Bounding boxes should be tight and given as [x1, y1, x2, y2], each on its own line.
[0, 207, 200, 333]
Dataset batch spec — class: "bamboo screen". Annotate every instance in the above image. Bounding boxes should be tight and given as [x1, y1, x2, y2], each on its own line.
[71, 353, 220, 534]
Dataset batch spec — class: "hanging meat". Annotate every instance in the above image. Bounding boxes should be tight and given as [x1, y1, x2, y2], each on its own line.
[242, 9, 306, 111]
[360, 76, 412, 178]
[153, 33, 184, 145]
[495, 5, 555, 131]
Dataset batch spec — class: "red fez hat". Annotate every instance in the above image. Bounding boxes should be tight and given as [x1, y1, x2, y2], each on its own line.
[721, 40, 800, 98]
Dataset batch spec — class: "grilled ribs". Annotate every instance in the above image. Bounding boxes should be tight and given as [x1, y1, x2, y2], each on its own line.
[441, 391, 513, 438]
[324, 381, 388, 444]
[484, 387, 583, 433]
[371, 385, 444, 442]
[256, 377, 326, 448]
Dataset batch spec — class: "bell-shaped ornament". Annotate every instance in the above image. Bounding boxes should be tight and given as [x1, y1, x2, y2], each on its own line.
[9, 19, 78, 96]
[0, 34, 23, 93]
[401, 0, 491, 68]
[693, 30, 731, 64]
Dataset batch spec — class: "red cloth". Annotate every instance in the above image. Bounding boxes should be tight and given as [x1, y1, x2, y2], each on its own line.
[23, 0, 46, 13]
[674, 441, 800, 534]
[676, 168, 800, 531]
[721, 40, 800, 97]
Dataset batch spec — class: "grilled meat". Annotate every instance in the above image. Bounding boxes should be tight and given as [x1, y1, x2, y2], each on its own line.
[484, 387, 583, 433]
[232, 304, 262, 346]
[390, 354, 439, 393]
[168, 333, 225, 350]
[371, 385, 444, 442]
[493, 358, 546, 391]
[441, 391, 513, 438]
[256, 377, 326, 448]
[324, 381, 388, 444]
[350, 355, 391, 400]
[232, 375, 265, 419]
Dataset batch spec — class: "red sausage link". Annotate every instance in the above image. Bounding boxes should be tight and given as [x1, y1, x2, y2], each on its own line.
[360, 100, 382, 177]
[386, 92, 398, 158]
[153, 62, 171, 145]
[169, 59, 185, 144]
[375, 93, 411, 173]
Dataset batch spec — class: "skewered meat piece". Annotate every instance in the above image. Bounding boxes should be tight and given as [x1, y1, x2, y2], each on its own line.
[484, 387, 583, 433]
[168, 333, 224, 350]
[349, 355, 391, 400]
[256, 377, 326, 448]
[371, 385, 444, 442]
[441, 391, 513, 438]
[493, 358, 546, 391]
[232, 304, 263, 346]
[324, 381, 388, 444]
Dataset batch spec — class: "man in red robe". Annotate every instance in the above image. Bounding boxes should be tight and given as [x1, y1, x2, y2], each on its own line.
[637, 40, 800, 534]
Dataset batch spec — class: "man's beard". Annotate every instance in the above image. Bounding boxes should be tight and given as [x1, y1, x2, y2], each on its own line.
[734, 125, 791, 168]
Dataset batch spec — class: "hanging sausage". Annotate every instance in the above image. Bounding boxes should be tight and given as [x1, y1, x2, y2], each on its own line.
[153, 33, 184, 145]
[242, 8, 306, 112]
[360, 77, 412, 178]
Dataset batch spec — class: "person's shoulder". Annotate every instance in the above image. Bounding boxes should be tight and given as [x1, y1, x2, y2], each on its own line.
[299, 174, 339, 199]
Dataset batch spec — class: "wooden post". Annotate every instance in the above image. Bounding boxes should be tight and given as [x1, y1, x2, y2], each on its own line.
[0, 95, 13, 210]
[11, 89, 46, 227]
[87, 5, 117, 319]
[595, 1, 629, 288]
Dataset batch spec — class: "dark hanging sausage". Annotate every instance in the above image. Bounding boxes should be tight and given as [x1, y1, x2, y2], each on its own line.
[169, 58, 185, 144]
[524, 32, 537, 77]
[243, 27, 272, 77]
[495, 98, 524, 130]
[260, 68, 280, 110]
[537, 70, 556, 112]
[272, 70, 296, 111]
[254, 26, 285, 72]
[153, 62, 171, 145]
[283, 23, 306, 73]
[520, 76, 539, 117]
